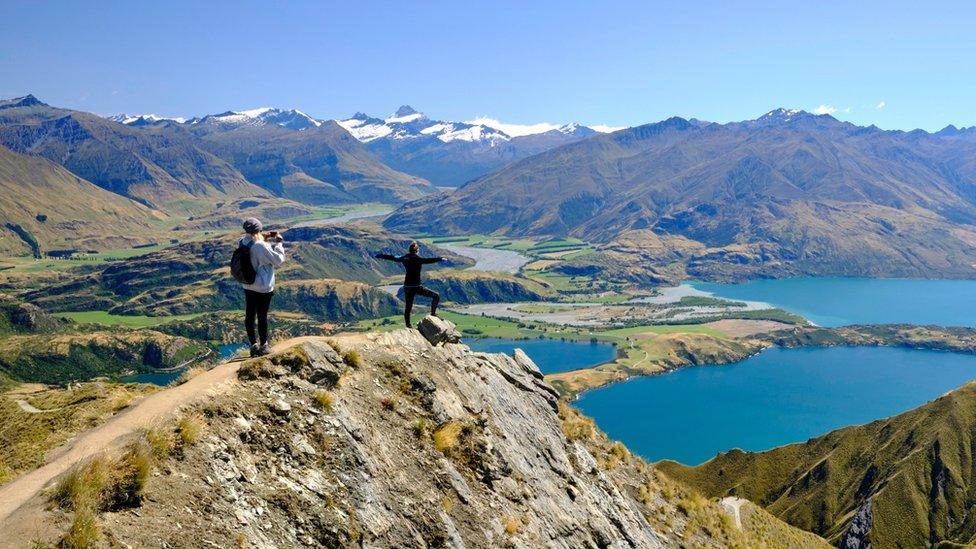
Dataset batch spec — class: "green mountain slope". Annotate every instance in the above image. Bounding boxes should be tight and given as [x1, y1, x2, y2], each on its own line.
[0, 145, 164, 256]
[659, 382, 976, 548]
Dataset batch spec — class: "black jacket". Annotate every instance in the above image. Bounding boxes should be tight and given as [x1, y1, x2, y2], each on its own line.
[375, 252, 443, 286]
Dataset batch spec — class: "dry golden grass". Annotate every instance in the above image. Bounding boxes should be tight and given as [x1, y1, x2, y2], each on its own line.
[503, 516, 522, 536]
[313, 390, 334, 412]
[144, 427, 175, 460]
[174, 365, 206, 386]
[433, 421, 462, 454]
[176, 413, 204, 445]
[342, 350, 362, 368]
[63, 506, 100, 548]
[557, 401, 596, 442]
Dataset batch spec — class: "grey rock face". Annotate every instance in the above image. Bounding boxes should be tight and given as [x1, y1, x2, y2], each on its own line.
[417, 315, 462, 345]
[105, 328, 692, 547]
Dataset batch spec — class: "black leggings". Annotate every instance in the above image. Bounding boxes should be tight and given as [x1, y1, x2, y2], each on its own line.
[244, 289, 274, 345]
[403, 285, 439, 327]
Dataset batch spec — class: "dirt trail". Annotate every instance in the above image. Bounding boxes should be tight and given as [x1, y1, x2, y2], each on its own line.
[0, 337, 326, 527]
[15, 399, 59, 414]
[721, 496, 747, 529]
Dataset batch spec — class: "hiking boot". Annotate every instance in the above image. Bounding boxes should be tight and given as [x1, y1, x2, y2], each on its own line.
[249, 344, 260, 357]
[257, 343, 273, 356]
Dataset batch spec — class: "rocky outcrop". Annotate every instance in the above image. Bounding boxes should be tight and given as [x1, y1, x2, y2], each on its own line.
[88, 330, 820, 547]
[417, 315, 461, 345]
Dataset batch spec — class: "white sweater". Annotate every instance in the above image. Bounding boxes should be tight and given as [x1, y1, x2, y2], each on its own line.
[239, 235, 286, 293]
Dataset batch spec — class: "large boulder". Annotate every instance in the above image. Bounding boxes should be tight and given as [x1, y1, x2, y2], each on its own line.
[417, 315, 461, 346]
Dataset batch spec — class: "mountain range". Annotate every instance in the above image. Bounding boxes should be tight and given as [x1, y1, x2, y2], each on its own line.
[337, 106, 616, 186]
[386, 109, 976, 279]
[0, 96, 431, 215]
[111, 103, 619, 187]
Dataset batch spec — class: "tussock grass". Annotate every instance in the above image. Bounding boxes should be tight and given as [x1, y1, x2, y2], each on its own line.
[603, 441, 630, 470]
[313, 390, 334, 412]
[503, 516, 522, 535]
[145, 426, 175, 459]
[557, 402, 596, 442]
[342, 350, 362, 368]
[176, 413, 204, 445]
[174, 365, 206, 386]
[63, 506, 99, 548]
[412, 418, 428, 438]
[433, 421, 462, 454]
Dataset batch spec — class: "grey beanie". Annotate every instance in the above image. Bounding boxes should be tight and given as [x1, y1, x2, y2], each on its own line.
[242, 217, 263, 234]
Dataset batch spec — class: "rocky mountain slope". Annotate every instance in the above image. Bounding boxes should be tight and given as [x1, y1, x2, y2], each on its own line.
[0, 96, 432, 216]
[185, 109, 434, 204]
[10, 320, 827, 547]
[659, 381, 976, 548]
[339, 106, 606, 186]
[386, 110, 976, 279]
[0, 95, 262, 212]
[0, 145, 164, 256]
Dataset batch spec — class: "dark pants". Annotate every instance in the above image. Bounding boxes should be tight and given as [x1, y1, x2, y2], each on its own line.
[244, 289, 274, 345]
[403, 285, 439, 327]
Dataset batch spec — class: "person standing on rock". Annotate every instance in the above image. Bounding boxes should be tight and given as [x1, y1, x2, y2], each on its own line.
[235, 217, 286, 357]
[375, 241, 442, 328]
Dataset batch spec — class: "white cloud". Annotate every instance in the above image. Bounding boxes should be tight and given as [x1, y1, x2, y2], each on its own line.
[590, 124, 627, 133]
[813, 104, 837, 115]
[876, 101, 886, 109]
[466, 116, 562, 137]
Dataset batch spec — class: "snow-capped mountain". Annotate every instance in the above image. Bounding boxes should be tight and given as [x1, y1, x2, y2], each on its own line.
[338, 106, 510, 145]
[336, 106, 622, 186]
[337, 105, 614, 146]
[107, 113, 187, 126]
[110, 108, 322, 130]
[105, 103, 627, 187]
[186, 107, 322, 130]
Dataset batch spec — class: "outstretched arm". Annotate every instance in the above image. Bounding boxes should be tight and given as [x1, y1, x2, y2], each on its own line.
[420, 256, 444, 264]
[374, 253, 403, 263]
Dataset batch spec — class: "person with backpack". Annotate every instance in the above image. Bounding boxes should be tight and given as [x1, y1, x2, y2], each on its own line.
[231, 217, 286, 357]
[375, 241, 443, 328]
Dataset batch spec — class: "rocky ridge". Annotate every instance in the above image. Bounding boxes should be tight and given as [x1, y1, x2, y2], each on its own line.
[67, 319, 824, 547]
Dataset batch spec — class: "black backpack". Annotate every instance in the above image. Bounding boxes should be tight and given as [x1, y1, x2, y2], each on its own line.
[230, 241, 257, 284]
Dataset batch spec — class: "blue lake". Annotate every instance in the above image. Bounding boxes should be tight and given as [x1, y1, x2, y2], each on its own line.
[692, 277, 976, 327]
[123, 344, 245, 386]
[576, 346, 976, 465]
[466, 338, 616, 374]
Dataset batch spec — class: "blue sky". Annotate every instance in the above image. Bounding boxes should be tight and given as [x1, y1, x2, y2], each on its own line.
[1, 0, 973, 131]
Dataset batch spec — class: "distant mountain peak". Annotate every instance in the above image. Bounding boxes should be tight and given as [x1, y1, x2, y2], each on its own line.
[108, 113, 187, 125]
[394, 105, 419, 117]
[0, 94, 47, 110]
[758, 108, 807, 121]
[189, 107, 322, 130]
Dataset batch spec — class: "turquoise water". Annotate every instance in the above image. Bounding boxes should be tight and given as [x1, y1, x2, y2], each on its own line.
[576, 346, 976, 465]
[123, 344, 244, 386]
[467, 338, 616, 374]
[121, 370, 183, 385]
[692, 277, 976, 327]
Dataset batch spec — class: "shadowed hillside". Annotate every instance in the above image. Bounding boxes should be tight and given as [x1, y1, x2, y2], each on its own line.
[659, 381, 976, 547]
[0, 145, 163, 256]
